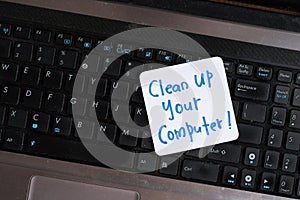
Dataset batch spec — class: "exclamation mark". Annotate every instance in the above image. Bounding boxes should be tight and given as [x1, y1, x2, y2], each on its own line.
[227, 111, 231, 129]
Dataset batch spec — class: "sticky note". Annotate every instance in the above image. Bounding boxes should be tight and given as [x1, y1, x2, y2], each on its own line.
[139, 57, 239, 156]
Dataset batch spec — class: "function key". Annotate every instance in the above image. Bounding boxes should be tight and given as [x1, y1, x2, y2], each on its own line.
[75, 37, 93, 50]
[0, 23, 11, 36]
[223, 61, 234, 74]
[34, 29, 51, 43]
[236, 63, 253, 76]
[256, 66, 272, 80]
[156, 50, 174, 63]
[278, 70, 293, 83]
[176, 53, 192, 64]
[55, 33, 72, 46]
[278, 175, 294, 195]
[136, 48, 153, 60]
[115, 43, 132, 55]
[260, 172, 276, 192]
[14, 26, 31, 39]
[296, 73, 300, 85]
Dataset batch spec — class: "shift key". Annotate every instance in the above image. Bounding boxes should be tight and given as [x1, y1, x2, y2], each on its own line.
[235, 79, 270, 101]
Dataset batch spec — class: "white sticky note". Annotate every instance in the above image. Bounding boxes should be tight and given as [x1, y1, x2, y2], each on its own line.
[139, 57, 239, 156]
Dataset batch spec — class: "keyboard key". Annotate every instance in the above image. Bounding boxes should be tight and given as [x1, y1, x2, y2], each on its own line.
[274, 85, 290, 104]
[14, 26, 31, 39]
[124, 61, 144, 80]
[289, 110, 300, 129]
[65, 73, 85, 94]
[260, 172, 276, 192]
[7, 108, 28, 128]
[0, 106, 6, 125]
[136, 48, 153, 60]
[264, 150, 280, 169]
[44, 93, 65, 112]
[236, 63, 253, 76]
[21, 66, 41, 85]
[242, 102, 266, 123]
[13, 42, 33, 62]
[278, 70, 293, 83]
[111, 80, 130, 100]
[131, 87, 144, 104]
[52, 116, 72, 136]
[26, 134, 97, 163]
[267, 129, 283, 148]
[115, 42, 132, 55]
[235, 79, 270, 101]
[74, 119, 95, 139]
[240, 169, 256, 189]
[159, 156, 179, 176]
[278, 175, 294, 195]
[297, 180, 300, 197]
[292, 88, 300, 107]
[22, 88, 43, 109]
[223, 61, 234, 74]
[256, 66, 272, 80]
[282, 153, 297, 173]
[207, 144, 241, 164]
[31, 112, 51, 132]
[0, 23, 11, 36]
[81, 53, 101, 72]
[137, 153, 158, 172]
[55, 33, 72, 46]
[0, 85, 21, 105]
[34, 29, 51, 43]
[286, 132, 300, 151]
[238, 124, 263, 144]
[140, 130, 154, 150]
[232, 100, 239, 117]
[75, 37, 92, 50]
[43, 69, 63, 89]
[58, 49, 78, 69]
[222, 166, 238, 185]
[90, 100, 109, 119]
[244, 147, 260, 166]
[133, 106, 148, 126]
[271, 107, 286, 126]
[87, 77, 107, 97]
[0, 62, 19, 82]
[68, 97, 87, 116]
[96, 123, 117, 143]
[0, 39, 12, 58]
[103, 59, 123, 77]
[182, 160, 220, 182]
[296, 73, 300, 85]
[3, 130, 25, 151]
[111, 103, 130, 123]
[36, 46, 56, 66]
[156, 50, 174, 63]
[118, 127, 139, 147]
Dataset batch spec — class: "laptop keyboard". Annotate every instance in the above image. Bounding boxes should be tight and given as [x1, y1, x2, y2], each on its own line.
[1, 20, 300, 199]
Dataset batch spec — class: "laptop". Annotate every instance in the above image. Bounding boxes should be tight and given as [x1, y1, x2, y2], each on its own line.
[0, 0, 300, 199]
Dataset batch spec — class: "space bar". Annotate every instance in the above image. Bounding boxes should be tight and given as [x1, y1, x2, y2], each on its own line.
[26, 134, 98, 163]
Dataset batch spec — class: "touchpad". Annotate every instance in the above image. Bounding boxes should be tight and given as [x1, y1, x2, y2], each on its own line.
[27, 176, 140, 200]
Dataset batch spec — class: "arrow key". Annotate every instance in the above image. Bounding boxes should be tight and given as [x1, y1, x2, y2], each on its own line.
[222, 166, 238, 185]
[260, 172, 276, 192]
